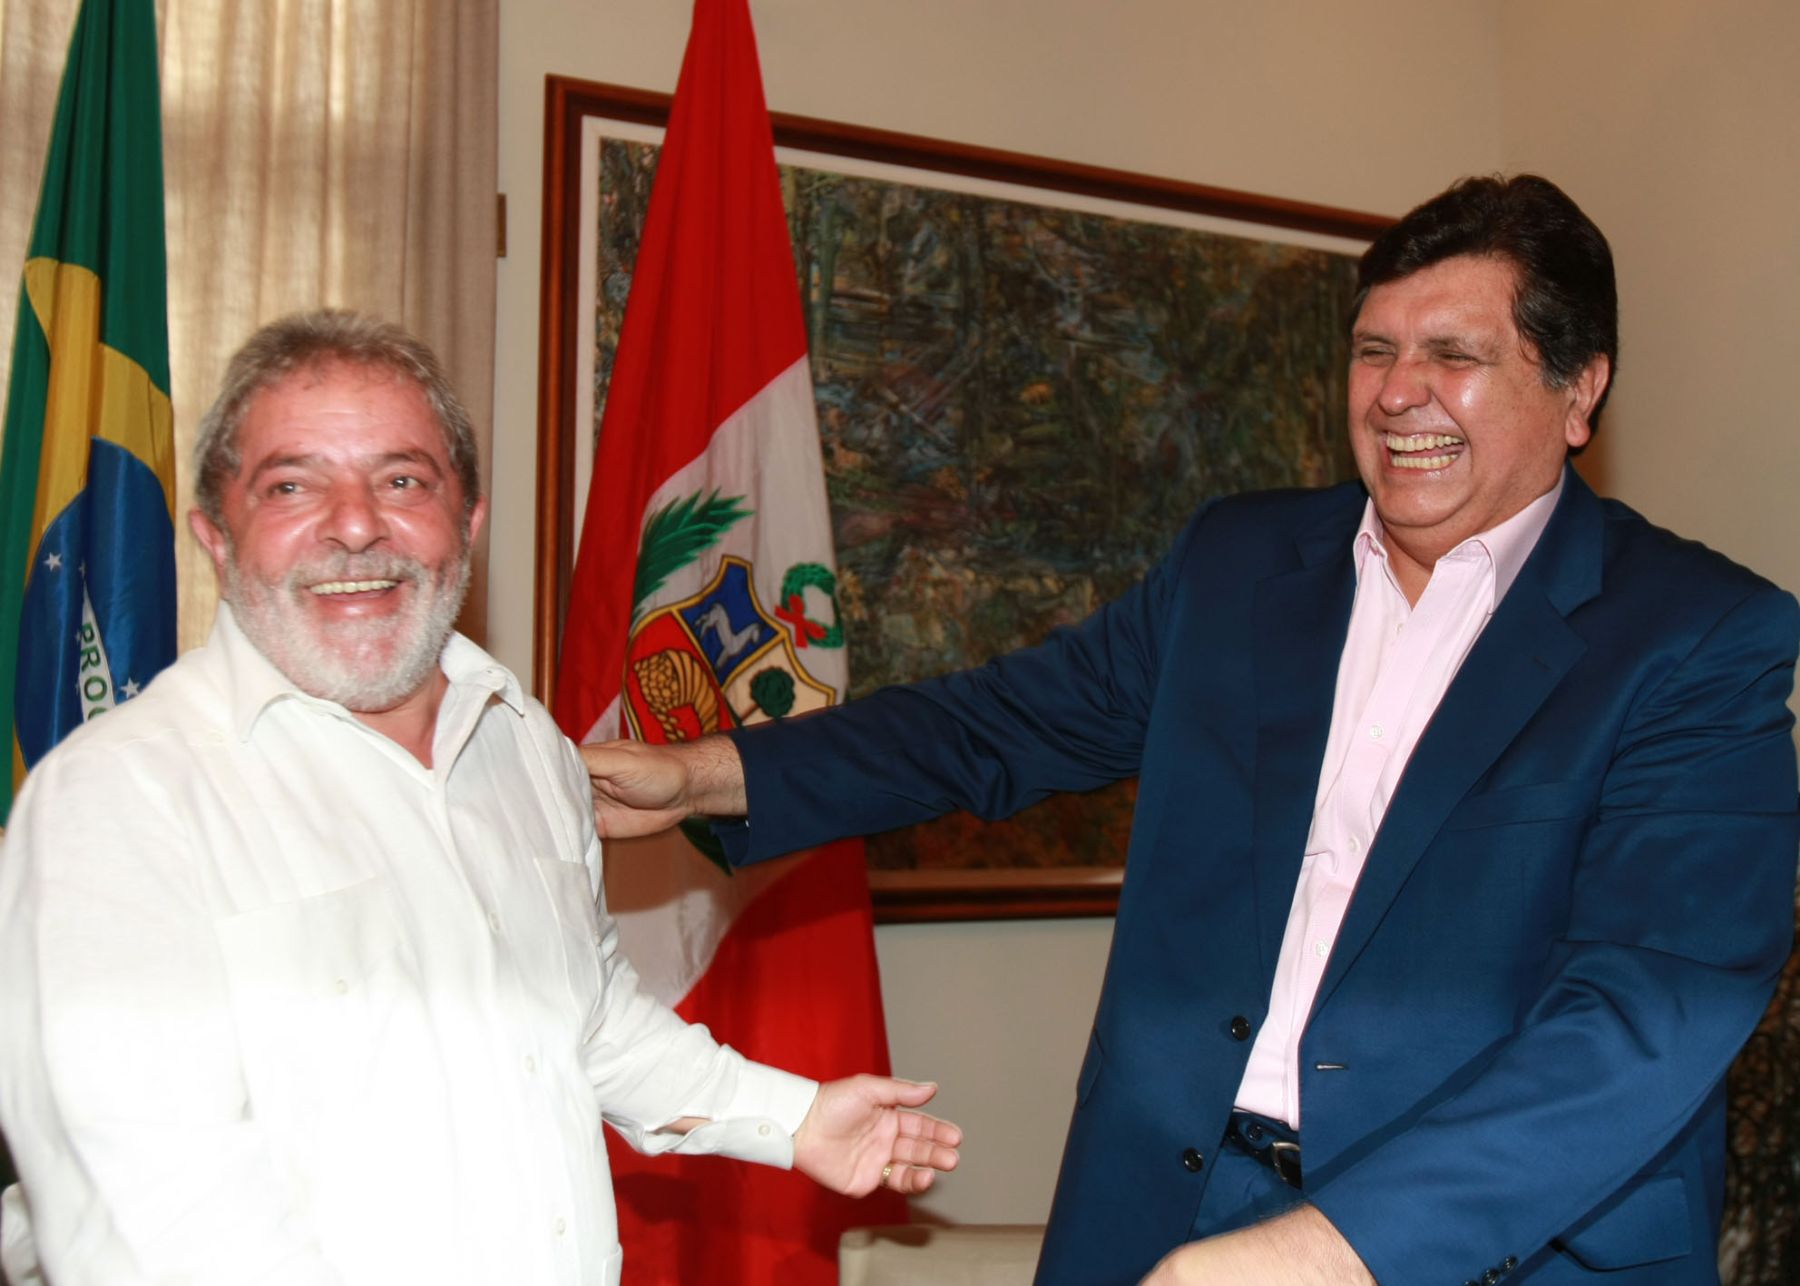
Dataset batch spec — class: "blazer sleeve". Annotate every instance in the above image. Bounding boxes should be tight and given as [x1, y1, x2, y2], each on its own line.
[718, 503, 1211, 865]
[1309, 582, 1800, 1282]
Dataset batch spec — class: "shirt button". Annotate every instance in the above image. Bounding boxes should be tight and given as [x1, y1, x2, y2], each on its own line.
[553, 1216, 566, 1236]
[523, 1055, 537, 1074]
[1348, 836, 1361, 854]
[333, 979, 349, 995]
[487, 910, 502, 933]
[757, 1123, 771, 1137]
[1367, 723, 1384, 740]
[1313, 941, 1329, 958]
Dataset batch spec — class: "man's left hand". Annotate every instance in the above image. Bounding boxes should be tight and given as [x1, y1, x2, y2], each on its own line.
[1140, 1206, 1374, 1285]
[793, 1075, 962, 1196]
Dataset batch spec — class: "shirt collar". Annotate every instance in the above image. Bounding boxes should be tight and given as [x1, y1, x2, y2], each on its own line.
[1353, 472, 1564, 605]
[211, 601, 526, 742]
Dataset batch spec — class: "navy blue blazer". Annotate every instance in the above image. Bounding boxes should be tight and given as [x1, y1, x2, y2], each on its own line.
[723, 468, 1799, 1284]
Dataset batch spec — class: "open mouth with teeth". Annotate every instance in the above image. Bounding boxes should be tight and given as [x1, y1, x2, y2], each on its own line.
[1382, 432, 1465, 470]
[308, 579, 402, 596]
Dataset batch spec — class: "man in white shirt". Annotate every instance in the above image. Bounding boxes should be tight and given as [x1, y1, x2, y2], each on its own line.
[0, 310, 960, 1286]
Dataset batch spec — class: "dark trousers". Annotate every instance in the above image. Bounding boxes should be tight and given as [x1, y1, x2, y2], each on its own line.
[1187, 1134, 1306, 1241]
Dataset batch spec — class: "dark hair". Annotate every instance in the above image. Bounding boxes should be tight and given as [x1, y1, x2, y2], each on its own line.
[194, 309, 481, 524]
[1354, 174, 1617, 428]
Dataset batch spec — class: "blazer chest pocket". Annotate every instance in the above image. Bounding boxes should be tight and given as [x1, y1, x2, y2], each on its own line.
[1443, 778, 1601, 831]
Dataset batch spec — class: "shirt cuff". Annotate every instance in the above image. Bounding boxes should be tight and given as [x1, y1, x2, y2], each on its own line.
[647, 1063, 819, 1168]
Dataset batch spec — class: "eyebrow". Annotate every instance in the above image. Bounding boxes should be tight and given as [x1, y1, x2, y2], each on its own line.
[1350, 327, 1498, 356]
[1422, 333, 1499, 357]
[244, 449, 446, 486]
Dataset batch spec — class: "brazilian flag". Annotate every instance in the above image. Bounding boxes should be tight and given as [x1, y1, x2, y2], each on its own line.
[0, 0, 174, 825]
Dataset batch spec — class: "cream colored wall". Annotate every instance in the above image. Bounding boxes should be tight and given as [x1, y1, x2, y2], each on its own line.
[1499, 0, 1800, 608]
[492, 0, 1507, 1225]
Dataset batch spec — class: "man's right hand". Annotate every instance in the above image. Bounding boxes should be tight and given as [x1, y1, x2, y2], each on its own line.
[579, 736, 748, 837]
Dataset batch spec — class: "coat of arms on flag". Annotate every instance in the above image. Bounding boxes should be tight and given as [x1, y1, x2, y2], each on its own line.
[624, 552, 838, 744]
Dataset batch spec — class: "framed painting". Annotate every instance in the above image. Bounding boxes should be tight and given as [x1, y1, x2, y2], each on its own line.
[535, 74, 1389, 922]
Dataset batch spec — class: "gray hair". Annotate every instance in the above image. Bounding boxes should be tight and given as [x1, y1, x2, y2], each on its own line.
[193, 310, 481, 524]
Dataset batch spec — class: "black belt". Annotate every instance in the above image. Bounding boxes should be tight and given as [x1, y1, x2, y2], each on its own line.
[1225, 1110, 1302, 1189]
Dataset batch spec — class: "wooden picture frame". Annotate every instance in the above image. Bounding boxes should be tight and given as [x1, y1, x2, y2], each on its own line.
[534, 73, 1388, 922]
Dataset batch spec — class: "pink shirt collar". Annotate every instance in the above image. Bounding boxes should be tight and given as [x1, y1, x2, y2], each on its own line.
[1352, 472, 1565, 609]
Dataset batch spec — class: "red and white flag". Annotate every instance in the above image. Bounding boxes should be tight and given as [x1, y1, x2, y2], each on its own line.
[552, 0, 906, 1277]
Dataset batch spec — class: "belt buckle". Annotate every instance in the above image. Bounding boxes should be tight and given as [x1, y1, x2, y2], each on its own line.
[1268, 1139, 1303, 1189]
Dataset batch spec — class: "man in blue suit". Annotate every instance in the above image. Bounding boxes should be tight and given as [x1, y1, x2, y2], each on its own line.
[580, 175, 1799, 1284]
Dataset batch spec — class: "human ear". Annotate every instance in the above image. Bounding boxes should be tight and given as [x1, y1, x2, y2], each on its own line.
[188, 509, 231, 580]
[1563, 355, 1611, 449]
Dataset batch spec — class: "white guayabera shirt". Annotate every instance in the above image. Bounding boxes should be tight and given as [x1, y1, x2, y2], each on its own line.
[0, 606, 817, 1286]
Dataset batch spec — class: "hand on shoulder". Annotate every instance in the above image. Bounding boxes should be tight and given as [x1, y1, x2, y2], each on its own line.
[580, 734, 748, 837]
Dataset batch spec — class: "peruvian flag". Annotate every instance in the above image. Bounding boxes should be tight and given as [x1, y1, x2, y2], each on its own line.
[550, 0, 907, 1278]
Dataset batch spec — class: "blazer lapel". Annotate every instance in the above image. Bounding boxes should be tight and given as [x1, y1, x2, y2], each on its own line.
[1250, 499, 1360, 977]
[1311, 467, 1606, 1010]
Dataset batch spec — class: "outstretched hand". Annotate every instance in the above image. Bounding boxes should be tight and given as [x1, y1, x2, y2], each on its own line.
[579, 736, 746, 838]
[793, 1075, 962, 1197]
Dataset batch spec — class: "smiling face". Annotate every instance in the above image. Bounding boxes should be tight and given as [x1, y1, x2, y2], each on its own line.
[1348, 254, 1608, 593]
[189, 359, 487, 712]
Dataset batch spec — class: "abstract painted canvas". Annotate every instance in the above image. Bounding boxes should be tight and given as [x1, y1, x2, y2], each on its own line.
[591, 138, 1361, 886]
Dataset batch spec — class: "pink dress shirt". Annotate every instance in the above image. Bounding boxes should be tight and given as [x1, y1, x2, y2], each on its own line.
[1234, 479, 1564, 1128]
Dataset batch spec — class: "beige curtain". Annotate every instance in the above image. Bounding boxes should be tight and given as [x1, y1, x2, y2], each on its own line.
[0, 0, 498, 651]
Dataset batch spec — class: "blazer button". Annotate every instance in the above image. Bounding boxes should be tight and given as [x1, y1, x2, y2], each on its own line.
[1501, 1259, 1516, 1271]
[1229, 1015, 1252, 1041]
[1180, 1148, 1204, 1173]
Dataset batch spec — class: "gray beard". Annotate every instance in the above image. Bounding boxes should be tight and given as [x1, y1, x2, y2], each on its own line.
[224, 542, 471, 712]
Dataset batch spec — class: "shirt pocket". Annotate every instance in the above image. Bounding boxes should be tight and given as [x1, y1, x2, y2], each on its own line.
[212, 878, 420, 1128]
